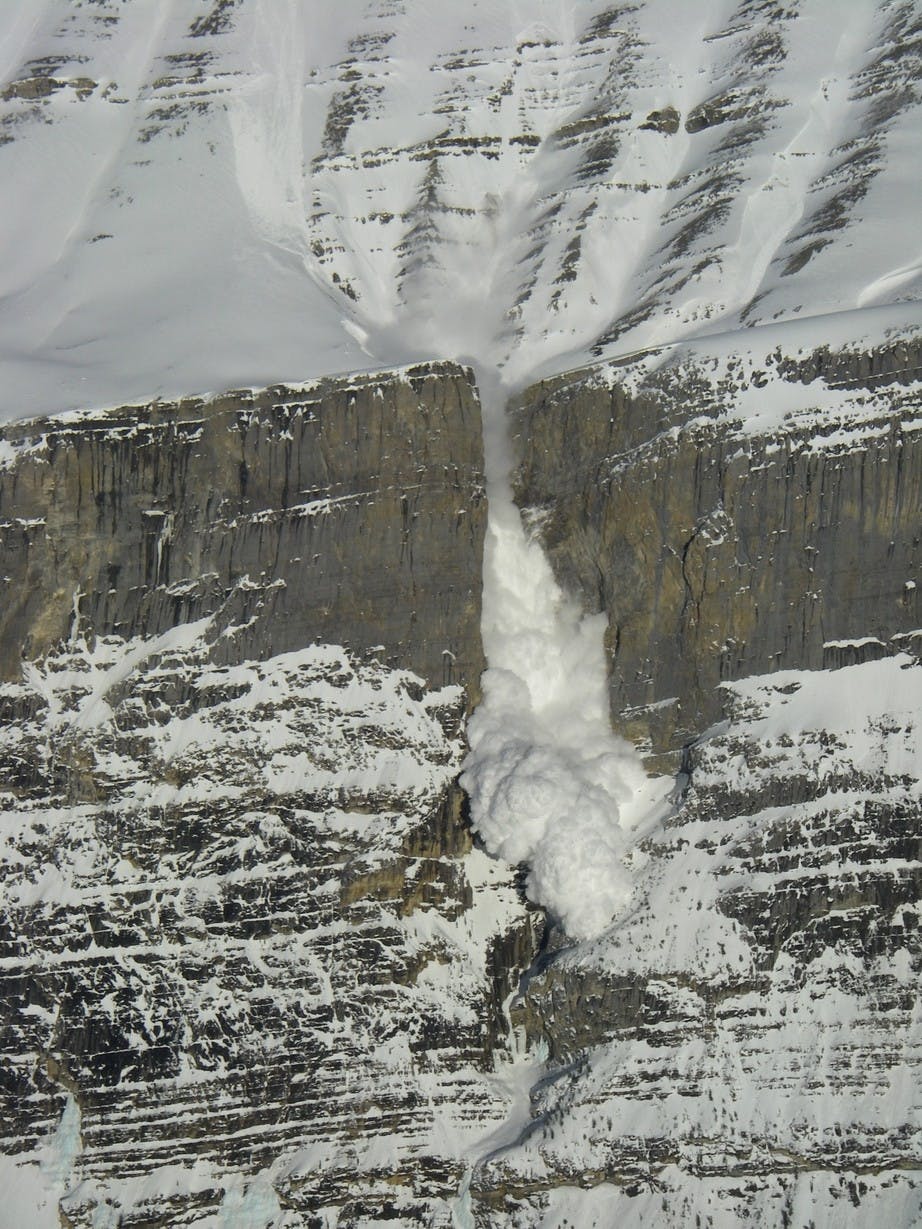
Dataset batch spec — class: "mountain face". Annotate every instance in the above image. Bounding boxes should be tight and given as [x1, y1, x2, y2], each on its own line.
[1, 0, 920, 411]
[0, 366, 539, 1227]
[1, 2, 921, 1227]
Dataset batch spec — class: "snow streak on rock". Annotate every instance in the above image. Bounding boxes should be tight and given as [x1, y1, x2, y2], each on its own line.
[0, 621, 532, 1224]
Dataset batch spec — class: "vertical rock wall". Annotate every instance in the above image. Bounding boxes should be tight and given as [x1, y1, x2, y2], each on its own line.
[0, 362, 485, 695]
[513, 340, 922, 760]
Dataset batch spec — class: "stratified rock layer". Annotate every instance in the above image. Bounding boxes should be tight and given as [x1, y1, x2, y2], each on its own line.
[0, 365, 538, 1227]
[0, 361, 484, 695]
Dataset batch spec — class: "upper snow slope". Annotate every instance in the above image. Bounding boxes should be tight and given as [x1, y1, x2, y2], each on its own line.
[0, 0, 919, 418]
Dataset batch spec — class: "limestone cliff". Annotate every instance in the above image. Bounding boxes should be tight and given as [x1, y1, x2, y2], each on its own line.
[2, 333, 922, 1226]
[0, 362, 484, 696]
[0, 364, 539, 1227]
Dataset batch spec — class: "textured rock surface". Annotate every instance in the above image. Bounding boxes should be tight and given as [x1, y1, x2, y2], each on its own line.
[0, 628, 538, 1226]
[471, 651, 922, 1226]
[0, 367, 540, 1226]
[513, 332, 922, 760]
[0, 362, 485, 696]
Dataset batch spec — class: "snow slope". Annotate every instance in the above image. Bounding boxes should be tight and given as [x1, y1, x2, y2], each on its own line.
[0, 0, 919, 417]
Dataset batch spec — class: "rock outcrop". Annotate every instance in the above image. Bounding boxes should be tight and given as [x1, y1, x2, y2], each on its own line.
[0, 362, 485, 695]
[513, 333, 922, 762]
[0, 365, 539, 1227]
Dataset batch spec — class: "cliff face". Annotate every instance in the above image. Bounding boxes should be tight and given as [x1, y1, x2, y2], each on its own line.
[0, 366, 538, 1228]
[513, 332, 922, 762]
[475, 332, 922, 1226]
[472, 649, 922, 1228]
[0, 362, 484, 696]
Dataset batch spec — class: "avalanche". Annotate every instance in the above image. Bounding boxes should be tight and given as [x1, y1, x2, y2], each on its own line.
[2, 0, 917, 937]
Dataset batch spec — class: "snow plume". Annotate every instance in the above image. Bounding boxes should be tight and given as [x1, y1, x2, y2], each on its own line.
[460, 371, 648, 940]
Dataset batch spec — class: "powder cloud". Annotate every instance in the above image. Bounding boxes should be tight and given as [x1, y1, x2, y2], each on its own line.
[461, 440, 647, 940]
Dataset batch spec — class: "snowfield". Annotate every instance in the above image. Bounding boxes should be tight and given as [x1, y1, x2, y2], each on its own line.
[0, 0, 919, 416]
